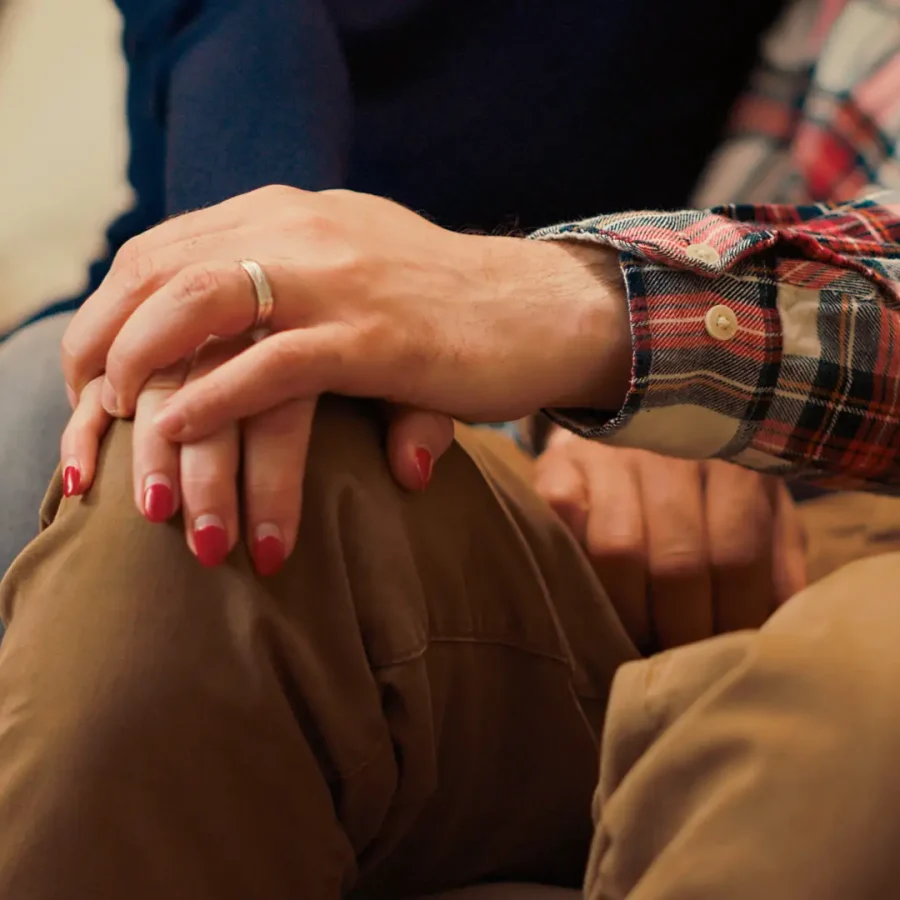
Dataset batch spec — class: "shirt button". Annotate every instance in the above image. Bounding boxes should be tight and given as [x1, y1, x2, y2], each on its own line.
[705, 304, 738, 341]
[686, 242, 721, 265]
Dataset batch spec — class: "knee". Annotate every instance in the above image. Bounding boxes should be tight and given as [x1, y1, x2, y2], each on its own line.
[0, 398, 406, 723]
[758, 553, 900, 796]
[305, 396, 399, 493]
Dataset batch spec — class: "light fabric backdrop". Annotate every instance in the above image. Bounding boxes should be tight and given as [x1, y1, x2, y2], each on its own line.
[0, 0, 130, 331]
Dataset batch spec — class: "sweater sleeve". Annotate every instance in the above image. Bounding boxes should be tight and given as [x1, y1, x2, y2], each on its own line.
[157, 0, 352, 215]
[85, 0, 352, 291]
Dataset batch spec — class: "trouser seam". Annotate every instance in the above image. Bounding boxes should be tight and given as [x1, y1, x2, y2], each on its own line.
[367, 636, 570, 671]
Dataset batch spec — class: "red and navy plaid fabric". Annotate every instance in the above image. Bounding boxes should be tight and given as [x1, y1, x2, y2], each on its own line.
[535, 0, 900, 489]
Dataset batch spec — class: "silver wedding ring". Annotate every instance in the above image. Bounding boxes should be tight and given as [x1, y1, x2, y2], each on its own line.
[238, 259, 275, 332]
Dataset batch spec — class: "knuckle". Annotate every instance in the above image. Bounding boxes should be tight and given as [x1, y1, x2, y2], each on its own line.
[267, 331, 326, 381]
[709, 535, 767, 572]
[708, 506, 772, 571]
[258, 330, 345, 397]
[173, 265, 221, 308]
[257, 183, 296, 201]
[111, 238, 155, 296]
[265, 331, 303, 370]
[321, 187, 353, 200]
[591, 529, 645, 564]
[180, 455, 233, 498]
[541, 488, 583, 518]
[104, 339, 134, 389]
[651, 543, 707, 580]
[253, 403, 308, 442]
[289, 207, 342, 242]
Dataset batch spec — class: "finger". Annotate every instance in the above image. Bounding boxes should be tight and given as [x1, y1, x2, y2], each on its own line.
[180, 428, 240, 567]
[179, 339, 245, 567]
[59, 376, 112, 496]
[582, 449, 651, 652]
[153, 326, 348, 443]
[638, 453, 714, 650]
[384, 405, 455, 492]
[60, 193, 287, 394]
[131, 361, 190, 523]
[102, 261, 265, 417]
[772, 480, 808, 604]
[533, 446, 590, 544]
[243, 398, 316, 577]
[705, 461, 777, 632]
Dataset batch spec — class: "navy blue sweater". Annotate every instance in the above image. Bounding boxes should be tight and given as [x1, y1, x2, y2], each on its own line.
[30, 0, 783, 325]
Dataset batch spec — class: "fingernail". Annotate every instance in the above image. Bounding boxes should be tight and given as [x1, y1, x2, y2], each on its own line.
[414, 447, 433, 490]
[193, 514, 229, 567]
[251, 523, 285, 577]
[100, 378, 119, 415]
[62, 460, 81, 497]
[153, 406, 186, 439]
[143, 474, 174, 523]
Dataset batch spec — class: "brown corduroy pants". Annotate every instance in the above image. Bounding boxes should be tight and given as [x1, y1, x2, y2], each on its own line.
[1, 397, 900, 900]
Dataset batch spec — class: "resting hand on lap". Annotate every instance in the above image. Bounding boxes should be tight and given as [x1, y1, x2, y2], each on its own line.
[60, 335, 454, 573]
[534, 427, 807, 651]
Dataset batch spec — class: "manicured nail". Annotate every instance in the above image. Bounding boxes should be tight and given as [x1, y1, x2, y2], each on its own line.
[143, 474, 174, 523]
[62, 460, 81, 497]
[193, 514, 229, 567]
[100, 378, 119, 415]
[251, 523, 285, 577]
[153, 406, 187, 439]
[414, 447, 433, 490]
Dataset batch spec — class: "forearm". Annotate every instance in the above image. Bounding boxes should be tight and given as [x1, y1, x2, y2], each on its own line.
[534, 195, 900, 491]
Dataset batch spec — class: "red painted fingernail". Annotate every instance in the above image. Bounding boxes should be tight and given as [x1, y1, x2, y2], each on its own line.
[63, 462, 81, 497]
[414, 447, 433, 490]
[193, 515, 229, 567]
[143, 475, 174, 523]
[251, 524, 285, 577]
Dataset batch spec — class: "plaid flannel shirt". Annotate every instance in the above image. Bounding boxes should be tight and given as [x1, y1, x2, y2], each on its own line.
[535, 0, 900, 491]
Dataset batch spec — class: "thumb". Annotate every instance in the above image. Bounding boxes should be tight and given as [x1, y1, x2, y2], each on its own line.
[384, 405, 456, 491]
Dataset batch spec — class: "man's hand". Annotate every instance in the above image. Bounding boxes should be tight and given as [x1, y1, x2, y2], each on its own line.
[534, 428, 807, 652]
[61, 186, 631, 443]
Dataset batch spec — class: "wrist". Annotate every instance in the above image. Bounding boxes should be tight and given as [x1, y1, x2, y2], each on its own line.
[530, 239, 632, 411]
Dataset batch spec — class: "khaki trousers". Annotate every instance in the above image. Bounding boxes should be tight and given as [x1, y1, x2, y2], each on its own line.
[1, 398, 899, 899]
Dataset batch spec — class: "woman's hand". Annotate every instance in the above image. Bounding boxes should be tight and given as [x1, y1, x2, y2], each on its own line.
[534, 428, 807, 652]
[60, 337, 454, 573]
[61, 186, 630, 442]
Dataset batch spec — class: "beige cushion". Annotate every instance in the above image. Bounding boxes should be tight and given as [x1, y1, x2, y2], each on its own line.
[0, 0, 130, 329]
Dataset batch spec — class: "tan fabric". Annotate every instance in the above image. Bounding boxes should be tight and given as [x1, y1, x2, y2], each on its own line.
[588, 549, 900, 899]
[0, 399, 636, 899]
[1, 400, 900, 898]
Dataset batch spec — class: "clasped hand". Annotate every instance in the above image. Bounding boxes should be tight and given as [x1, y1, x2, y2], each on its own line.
[58, 186, 804, 643]
[59, 185, 626, 572]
